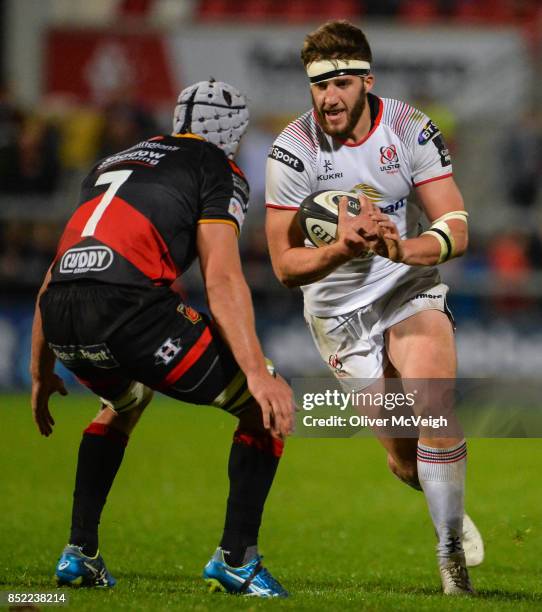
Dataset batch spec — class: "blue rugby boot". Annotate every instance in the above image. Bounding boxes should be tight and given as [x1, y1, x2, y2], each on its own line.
[203, 548, 288, 597]
[55, 545, 116, 588]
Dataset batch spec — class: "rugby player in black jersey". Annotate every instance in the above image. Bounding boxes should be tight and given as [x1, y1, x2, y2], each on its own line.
[29, 80, 293, 598]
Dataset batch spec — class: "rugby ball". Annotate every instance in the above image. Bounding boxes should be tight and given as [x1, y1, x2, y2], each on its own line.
[298, 190, 360, 247]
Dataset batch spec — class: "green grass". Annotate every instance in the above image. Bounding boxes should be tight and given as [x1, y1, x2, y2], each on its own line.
[1, 393, 541, 610]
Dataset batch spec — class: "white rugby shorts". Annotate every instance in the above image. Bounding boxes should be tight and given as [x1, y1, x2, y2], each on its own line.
[305, 278, 453, 382]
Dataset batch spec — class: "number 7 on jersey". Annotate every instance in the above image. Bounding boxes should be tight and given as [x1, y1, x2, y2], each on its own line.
[82, 170, 133, 237]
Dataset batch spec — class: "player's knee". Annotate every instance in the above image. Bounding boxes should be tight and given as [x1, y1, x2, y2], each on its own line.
[94, 381, 153, 435]
[234, 357, 278, 427]
[387, 453, 421, 491]
[237, 400, 267, 434]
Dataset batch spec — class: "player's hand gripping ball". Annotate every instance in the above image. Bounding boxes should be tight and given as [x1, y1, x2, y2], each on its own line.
[298, 190, 360, 247]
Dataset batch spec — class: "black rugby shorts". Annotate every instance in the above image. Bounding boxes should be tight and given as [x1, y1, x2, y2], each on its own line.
[40, 283, 253, 414]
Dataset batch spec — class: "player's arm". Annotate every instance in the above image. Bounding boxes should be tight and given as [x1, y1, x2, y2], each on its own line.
[30, 266, 68, 436]
[266, 197, 377, 288]
[373, 176, 468, 266]
[197, 223, 293, 437]
[265, 139, 380, 287]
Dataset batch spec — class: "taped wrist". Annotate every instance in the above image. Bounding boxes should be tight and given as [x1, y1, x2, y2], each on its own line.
[422, 211, 468, 264]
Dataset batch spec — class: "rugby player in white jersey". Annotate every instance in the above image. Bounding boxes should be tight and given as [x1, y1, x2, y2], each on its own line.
[265, 20, 483, 595]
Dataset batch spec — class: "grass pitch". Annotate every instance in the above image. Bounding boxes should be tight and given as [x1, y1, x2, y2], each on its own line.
[1, 392, 541, 611]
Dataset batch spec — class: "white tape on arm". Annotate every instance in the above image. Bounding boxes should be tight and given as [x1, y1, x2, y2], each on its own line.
[421, 210, 468, 263]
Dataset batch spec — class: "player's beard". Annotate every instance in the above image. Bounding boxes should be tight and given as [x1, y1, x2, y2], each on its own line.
[315, 82, 367, 140]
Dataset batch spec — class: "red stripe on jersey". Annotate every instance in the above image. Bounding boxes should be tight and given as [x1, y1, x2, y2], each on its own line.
[338, 97, 383, 147]
[159, 327, 213, 387]
[394, 102, 411, 137]
[95, 197, 179, 282]
[228, 159, 246, 179]
[285, 122, 316, 151]
[55, 197, 100, 261]
[265, 203, 299, 210]
[413, 173, 453, 187]
[55, 195, 179, 283]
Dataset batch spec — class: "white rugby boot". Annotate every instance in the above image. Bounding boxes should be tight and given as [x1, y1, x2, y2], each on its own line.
[463, 513, 484, 567]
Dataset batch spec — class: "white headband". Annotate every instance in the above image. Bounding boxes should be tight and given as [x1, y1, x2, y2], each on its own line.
[306, 59, 371, 84]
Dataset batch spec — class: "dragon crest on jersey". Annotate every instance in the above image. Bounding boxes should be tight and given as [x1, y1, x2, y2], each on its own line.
[177, 304, 202, 324]
[173, 79, 249, 159]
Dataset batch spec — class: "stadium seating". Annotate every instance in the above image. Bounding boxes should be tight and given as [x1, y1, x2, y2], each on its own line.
[196, 0, 541, 25]
[399, 0, 439, 23]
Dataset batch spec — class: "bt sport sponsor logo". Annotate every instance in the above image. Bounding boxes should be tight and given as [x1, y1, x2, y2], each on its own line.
[417, 120, 451, 166]
[418, 119, 439, 145]
[268, 145, 305, 172]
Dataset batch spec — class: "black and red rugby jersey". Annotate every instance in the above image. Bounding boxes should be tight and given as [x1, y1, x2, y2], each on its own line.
[50, 134, 249, 288]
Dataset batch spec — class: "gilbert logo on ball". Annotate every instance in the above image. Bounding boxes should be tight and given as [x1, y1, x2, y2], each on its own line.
[298, 190, 359, 247]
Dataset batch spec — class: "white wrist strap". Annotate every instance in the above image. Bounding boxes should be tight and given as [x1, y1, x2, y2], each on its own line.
[422, 210, 468, 264]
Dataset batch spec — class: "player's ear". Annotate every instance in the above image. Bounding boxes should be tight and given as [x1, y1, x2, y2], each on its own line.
[364, 74, 375, 93]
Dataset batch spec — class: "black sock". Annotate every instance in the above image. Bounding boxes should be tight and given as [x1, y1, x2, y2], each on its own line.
[69, 424, 128, 557]
[220, 430, 283, 567]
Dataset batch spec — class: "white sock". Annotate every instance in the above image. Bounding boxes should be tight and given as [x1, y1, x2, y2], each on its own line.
[417, 440, 467, 564]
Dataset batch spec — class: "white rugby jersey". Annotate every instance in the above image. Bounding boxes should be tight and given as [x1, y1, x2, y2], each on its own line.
[265, 94, 453, 316]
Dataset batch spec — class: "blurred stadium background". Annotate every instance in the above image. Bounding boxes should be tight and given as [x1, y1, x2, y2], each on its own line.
[1, 0, 542, 389]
